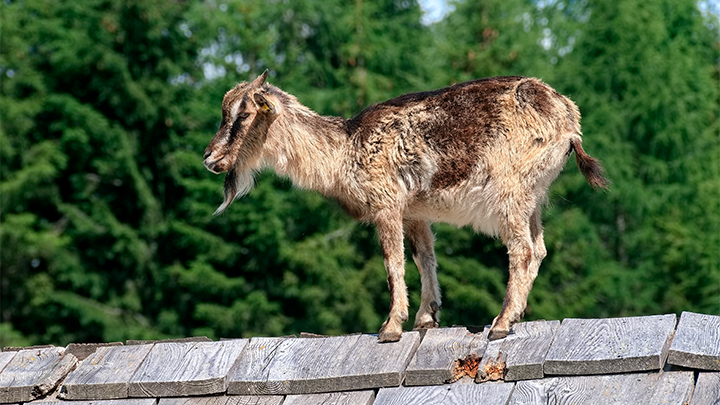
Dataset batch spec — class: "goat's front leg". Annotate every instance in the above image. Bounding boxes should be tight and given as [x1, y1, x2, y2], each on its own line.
[405, 219, 441, 330]
[376, 210, 408, 342]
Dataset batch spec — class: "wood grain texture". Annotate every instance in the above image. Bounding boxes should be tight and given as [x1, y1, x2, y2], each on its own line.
[689, 373, 720, 405]
[283, 390, 375, 405]
[159, 395, 283, 405]
[0, 352, 15, 374]
[477, 320, 560, 382]
[63, 344, 155, 400]
[405, 327, 487, 386]
[374, 380, 514, 405]
[65, 342, 123, 361]
[226, 337, 291, 395]
[34, 399, 157, 405]
[229, 332, 420, 396]
[507, 371, 694, 405]
[0, 347, 78, 403]
[668, 312, 720, 371]
[543, 314, 676, 375]
[128, 339, 248, 397]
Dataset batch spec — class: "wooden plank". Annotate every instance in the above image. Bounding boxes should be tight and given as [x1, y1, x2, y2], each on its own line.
[374, 380, 515, 405]
[63, 344, 155, 400]
[283, 390, 375, 405]
[405, 327, 487, 386]
[543, 314, 676, 375]
[34, 399, 156, 405]
[689, 373, 720, 405]
[159, 395, 283, 405]
[507, 371, 694, 405]
[228, 332, 420, 395]
[226, 337, 292, 395]
[0, 352, 15, 374]
[476, 320, 559, 382]
[668, 312, 720, 371]
[0, 347, 78, 403]
[65, 342, 123, 361]
[128, 339, 248, 397]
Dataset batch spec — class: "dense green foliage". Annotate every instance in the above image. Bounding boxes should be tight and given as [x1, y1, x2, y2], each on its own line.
[1, 0, 718, 346]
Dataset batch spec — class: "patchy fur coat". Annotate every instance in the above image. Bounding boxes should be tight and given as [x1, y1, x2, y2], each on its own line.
[204, 72, 607, 342]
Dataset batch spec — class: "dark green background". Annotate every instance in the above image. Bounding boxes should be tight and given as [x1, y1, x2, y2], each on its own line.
[1, 0, 718, 346]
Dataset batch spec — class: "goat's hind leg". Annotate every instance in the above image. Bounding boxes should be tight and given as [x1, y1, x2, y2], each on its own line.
[489, 208, 540, 341]
[405, 219, 441, 330]
[376, 210, 409, 342]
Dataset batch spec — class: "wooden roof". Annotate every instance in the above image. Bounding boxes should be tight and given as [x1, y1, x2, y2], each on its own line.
[1, 311, 718, 405]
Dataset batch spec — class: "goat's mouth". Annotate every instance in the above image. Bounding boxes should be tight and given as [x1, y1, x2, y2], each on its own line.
[204, 157, 229, 174]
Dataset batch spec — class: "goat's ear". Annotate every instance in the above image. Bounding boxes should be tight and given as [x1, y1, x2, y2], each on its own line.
[249, 70, 268, 89]
[253, 92, 276, 115]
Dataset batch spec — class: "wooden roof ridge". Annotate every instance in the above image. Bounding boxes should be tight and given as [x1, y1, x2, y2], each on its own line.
[0, 311, 718, 405]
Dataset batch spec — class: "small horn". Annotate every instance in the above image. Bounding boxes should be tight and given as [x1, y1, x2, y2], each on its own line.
[249, 69, 268, 88]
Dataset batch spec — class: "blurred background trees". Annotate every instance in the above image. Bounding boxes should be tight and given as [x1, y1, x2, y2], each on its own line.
[1, 0, 718, 346]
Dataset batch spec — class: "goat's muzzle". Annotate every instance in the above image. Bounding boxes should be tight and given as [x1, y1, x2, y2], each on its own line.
[203, 150, 229, 174]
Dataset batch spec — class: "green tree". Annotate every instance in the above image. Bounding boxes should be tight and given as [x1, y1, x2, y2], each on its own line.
[529, 0, 720, 318]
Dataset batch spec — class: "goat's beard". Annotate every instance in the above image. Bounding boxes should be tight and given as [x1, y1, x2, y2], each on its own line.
[214, 166, 255, 216]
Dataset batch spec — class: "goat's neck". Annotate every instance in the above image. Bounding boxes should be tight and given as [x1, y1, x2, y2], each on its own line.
[262, 105, 347, 196]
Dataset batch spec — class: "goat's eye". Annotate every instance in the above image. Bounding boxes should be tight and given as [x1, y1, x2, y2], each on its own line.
[237, 112, 250, 121]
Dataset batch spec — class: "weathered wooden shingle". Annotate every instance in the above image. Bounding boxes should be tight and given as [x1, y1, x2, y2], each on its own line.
[374, 380, 515, 405]
[0, 352, 15, 374]
[667, 312, 720, 371]
[508, 371, 694, 405]
[159, 395, 283, 405]
[477, 320, 559, 382]
[282, 390, 375, 405]
[228, 332, 420, 395]
[35, 399, 157, 405]
[226, 337, 289, 396]
[128, 339, 248, 397]
[63, 344, 155, 400]
[65, 342, 124, 361]
[543, 314, 676, 375]
[0, 347, 77, 404]
[405, 327, 487, 386]
[688, 373, 720, 405]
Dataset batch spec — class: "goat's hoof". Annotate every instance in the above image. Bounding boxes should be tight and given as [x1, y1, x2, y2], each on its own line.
[413, 320, 439, 330]
[488, 327, 509, 341]
[378, 321, 402, 342]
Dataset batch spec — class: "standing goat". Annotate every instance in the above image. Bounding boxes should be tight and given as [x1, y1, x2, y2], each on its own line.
[203, 71, 607, 342]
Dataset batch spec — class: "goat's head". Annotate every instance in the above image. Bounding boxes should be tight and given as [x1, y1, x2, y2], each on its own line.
[203, 70, 279, 215]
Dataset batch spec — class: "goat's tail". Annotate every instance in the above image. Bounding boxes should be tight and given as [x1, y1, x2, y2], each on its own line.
[571, 137, 609, 190]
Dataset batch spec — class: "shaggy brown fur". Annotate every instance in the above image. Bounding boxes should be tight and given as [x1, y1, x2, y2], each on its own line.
[203, 71, 608, 342]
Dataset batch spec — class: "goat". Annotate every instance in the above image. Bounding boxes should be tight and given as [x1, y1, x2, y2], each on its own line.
[203, 71, 608, 342]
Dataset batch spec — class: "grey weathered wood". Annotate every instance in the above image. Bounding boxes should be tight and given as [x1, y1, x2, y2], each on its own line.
[226, 337, 291, 395]
[507, 371, 694, 405]
[283, 390, 375, 405]
[126, 337, 212, 345]
[65, 342, 123, 361]
[689, 373, 720, 405]
[228, 332, 420, 395]
[63, 344, 155, 400]
[374, 380, 515, 405]
[159, 395, 283, 405]
[128, 339, 248, 397]
[544, 314, 676, 375]
[34, 399, 157, 405]
[477, 320, 560, 382]
[668, 312, 720, 371]
[0, 347, 78, 403]
[0, 352, 15, 374]
[405, 327, 487, 386]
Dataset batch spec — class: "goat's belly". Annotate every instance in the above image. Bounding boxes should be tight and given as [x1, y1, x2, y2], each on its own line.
[408, 197, 501, 237]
